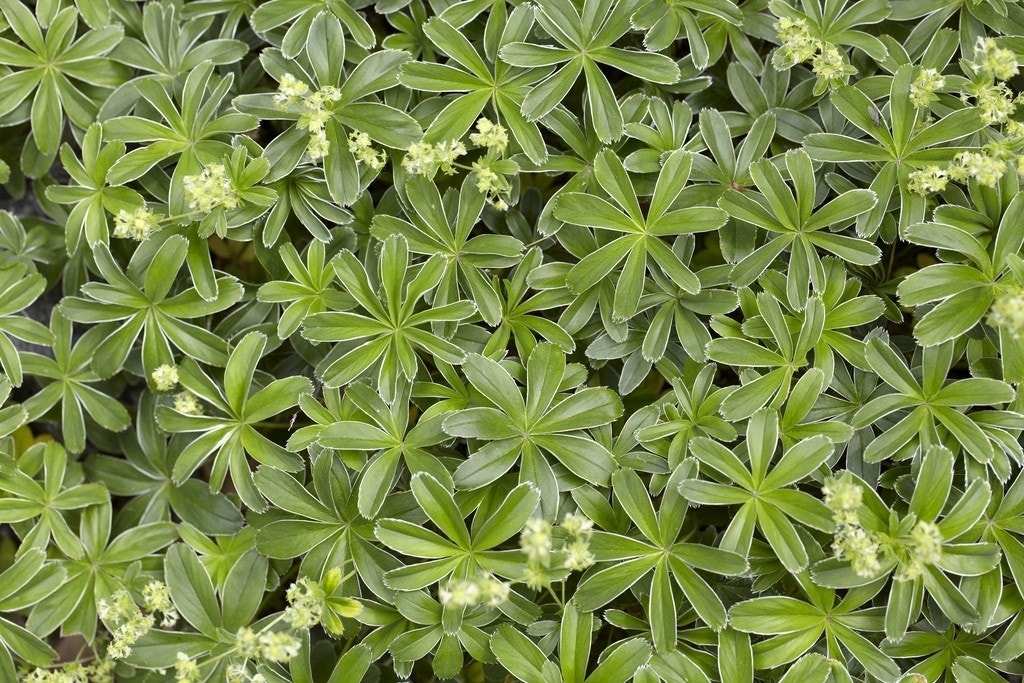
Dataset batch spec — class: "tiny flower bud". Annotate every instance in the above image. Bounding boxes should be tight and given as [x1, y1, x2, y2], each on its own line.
[822, 472, 863, 526]
[774, 17, 817, 65]
[258, 630, 302, 663]
[113, 206, 159, 241]
[973, 37, 1018, 81]
[469, 117, 509, 152]
[173, 391, 203, 416]
[151, 364, 179, 392]
[174, 652, 201, 682]
[989, 287, 1024, 339]
[907, 166, 949, 196]
[183, 164, 238, 213]
[909, 68, 945, 109]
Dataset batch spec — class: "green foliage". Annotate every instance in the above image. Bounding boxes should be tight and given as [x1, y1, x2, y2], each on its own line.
[3, 0, 1024, 682]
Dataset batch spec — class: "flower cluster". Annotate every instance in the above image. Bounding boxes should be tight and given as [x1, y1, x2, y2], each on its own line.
[973, 82, 1018, 125]
[23, 661, 115, 683]
[909, 142, 1022, 194]
[230, 626, 300, 663]
[174, 652, 201, 683]
[471, 160, 511, 211]
[227, 666, 268, 683]
[273, 73, 309, 109]
[347, 130, 386, 170]
[183, 163, 238, 213]
[141, 580, 178, 627]
[519, 512, 595, 589]
[896, 521, 943, 581]
[774, 17, 853, 89]
[299, 88, 341, 160]
[274, 73, 342, 161]
[151, 364, 179, 391]
[112, 206, 159, 241]
[774, 17, 818, 65]
[256, 630, 303, 663]
[906, 166, 950, 196]
[468, 118, 515, 210]
[909, 68, 945, 109]
[971, 37, 1018, 81]
[438, 573, 511, 608]
[822, 472, 862, 526]
[520, 516, 553, 584]
[173, 390, 203, 415]
[948, 150, 1008, 187]
[402, 139, 467, 176]
[283, 576, 325, 629]
[397, 119, 515, 208]
[834, 525, 883, 577]
[469, 117, 509, 152]
[810, 42, 850, 85]
[171, 572, 360, 681]
[561, 512, 596, 571]
[824, 473, 882, 578]
[97, 590, 155, 660]
[988, 286, 1024, 338]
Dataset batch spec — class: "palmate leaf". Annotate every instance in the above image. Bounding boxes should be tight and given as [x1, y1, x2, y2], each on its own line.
[253, 451, 408, 597]
[717, 148, 880, 307]
[26, 501, 177, 643]
[498, 0, 679, 142]
[555, 149, 727, 322]
[576, 464, 747, 644]
[372, 173, 523, 327]
[802, 65, 986, 237]
[376, 475, 540, 592]
[0, 0, 128, 159]
[729, 578, 900, 681]
[6, 0, 1024, 679]
[301, 234, 475, 401]
[851, 337, 1016, 475]
[156, 332, 311, 511]
[44, 123, 144, 252]
[20, 309, 131, 454]
[897, 192, 1024, 351]
[60, 238, 241, 379]
[442, 342, 621, 518]
[397, 11, 550, 162]
[678, 409, 835, 573]
[234, 23, 421, 206]
[0, 549, 63, 676]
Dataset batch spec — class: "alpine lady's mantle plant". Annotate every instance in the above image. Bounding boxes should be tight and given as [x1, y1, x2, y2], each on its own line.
[2, 0, 1024, 681]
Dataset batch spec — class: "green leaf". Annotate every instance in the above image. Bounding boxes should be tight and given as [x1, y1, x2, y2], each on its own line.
[718, 629, 753, 683]
[164, 544, 221, 639]
[561, 601, 593, 683]
[586, 637, 653, 683]
[410, 474, 472, 549]
[491, 624, 561, 683]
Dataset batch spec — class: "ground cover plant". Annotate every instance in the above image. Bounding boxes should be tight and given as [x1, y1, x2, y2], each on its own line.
[3, 0, 1024, 680]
